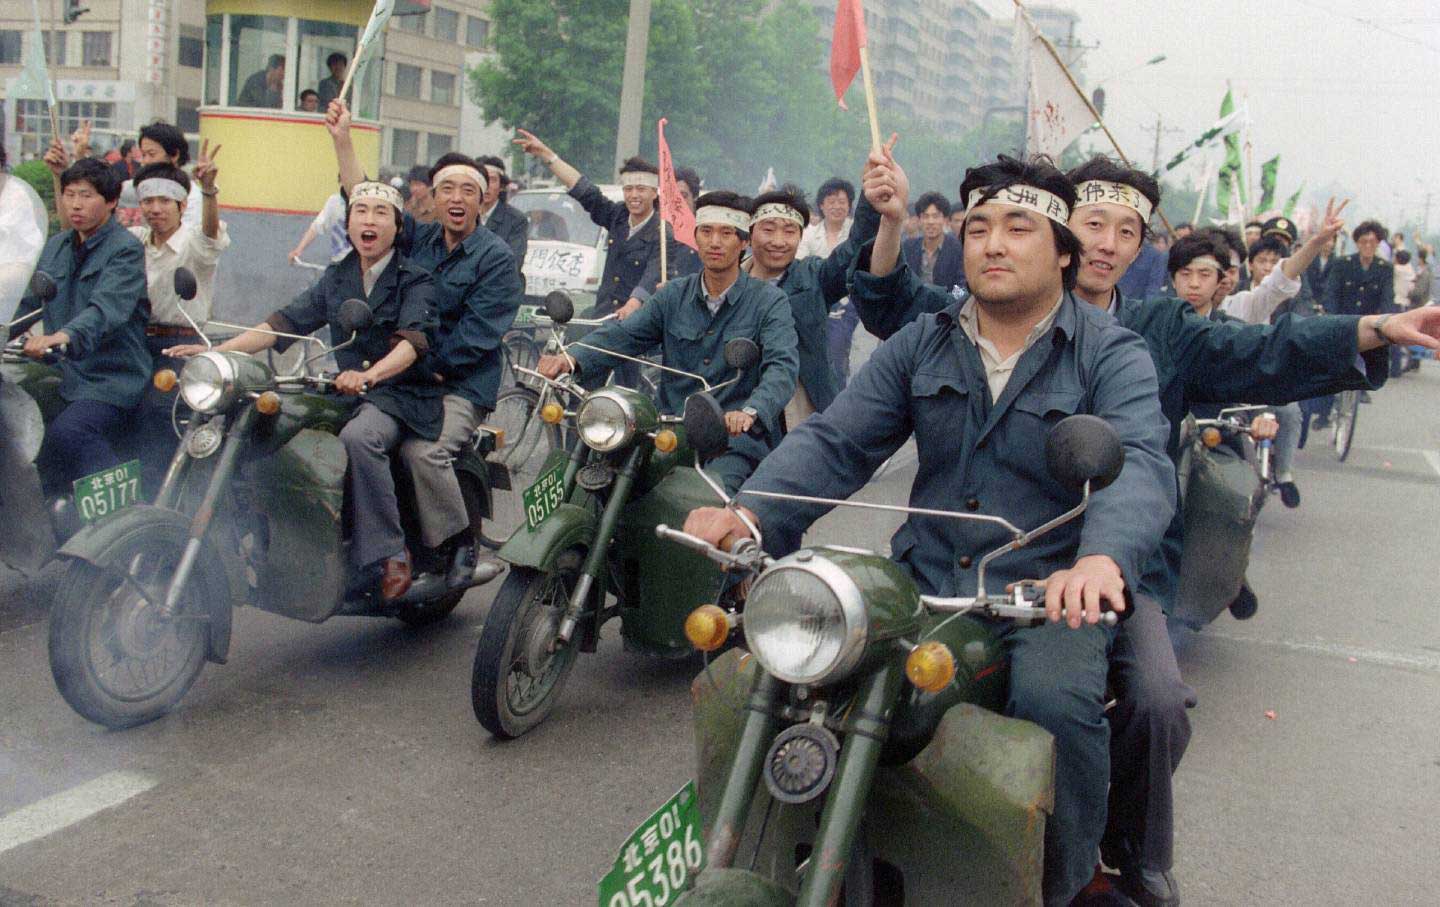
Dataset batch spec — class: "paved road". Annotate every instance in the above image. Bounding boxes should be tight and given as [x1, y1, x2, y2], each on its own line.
[2, 358, 1437, 905]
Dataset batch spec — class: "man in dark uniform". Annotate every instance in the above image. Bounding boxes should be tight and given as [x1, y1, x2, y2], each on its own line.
[476, 155, 529, 273]
[536, 191, 798, 493]
[1324, 219, 1397, 378]
[169, 182, 442, 601]
[12, 157, 149, 495]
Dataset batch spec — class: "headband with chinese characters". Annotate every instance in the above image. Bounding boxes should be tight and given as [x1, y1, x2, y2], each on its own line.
[1181, 255, 1223, 272]
[751, 202, 805, 229]
[433, 164, 484, 189]
[965, 184, 1071, 227]
[620, 171, 660, 190]
[695, 205, 752, 232]
[1073, 180, 1155, 223]
[136, 178, 188, 203]
[351, 180, 404, 211]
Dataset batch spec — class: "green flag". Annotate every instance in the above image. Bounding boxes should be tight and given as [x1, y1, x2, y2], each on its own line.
[1283, 182, 1305, 219]
[1215, 89, 1246, 218]
[1258, 156, 1280, 212]
[11, 0, 55, 105]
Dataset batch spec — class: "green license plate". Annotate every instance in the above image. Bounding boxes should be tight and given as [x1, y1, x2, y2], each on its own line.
[513, 304, 540, 327]
[598, 781, 705, 907]
[522, 460, 566, 531]
[72, 459, 142, 525]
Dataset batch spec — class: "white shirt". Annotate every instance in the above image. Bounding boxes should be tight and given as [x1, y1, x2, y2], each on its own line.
[701, 273, 737, 316]
[956, 295, 1064, 400]
[796, 217, 852, 260]
[362, 251, 395, 298]
[129, 221, 231, 326]
[1219, 262, 1301, 324]
[312, 194, 351, 262]
[120, 179, 205, 228]
[628, 210, 654, 235]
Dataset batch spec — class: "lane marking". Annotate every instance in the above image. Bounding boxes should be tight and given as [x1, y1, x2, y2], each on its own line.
[1204, 631, 1440, 674]
[0, 771, 157, 856]
[1424, 450, 1440, 480]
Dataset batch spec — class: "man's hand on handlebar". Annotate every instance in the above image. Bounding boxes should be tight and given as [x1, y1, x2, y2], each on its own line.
[23, 331, 68, 360]
[537, 354, 574, 379]
[724, 411, 755, 436]
[615, 297, 643, 320]
[334, 370, 370, 396]
[164, 343, 207, 358]
[1041, 554, 1126, 629]
[682, 505, 759, 552]
[1249, 413, 1279, 442]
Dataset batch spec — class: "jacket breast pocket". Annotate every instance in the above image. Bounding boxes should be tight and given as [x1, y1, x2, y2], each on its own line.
[1009, 391, 1083, 452]
[910, 371, 969, 457]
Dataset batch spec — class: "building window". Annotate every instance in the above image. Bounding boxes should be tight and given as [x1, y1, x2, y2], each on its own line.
[43, 30, 65, 66]
[205, 14, 380, 118]
[391, 128, 419, 168]
[465, 17, 489, 48]
[394, 63, 422, 99]
[0, 30, 21, 65]
[397, 11, 427, 34]
[15, 99, 115, 143]
[81, 31, 111, 67]
[433, 7, 459, 43]
[179, 34, 204, 69]
[431, 70, 455, 106]
[428, 133, 452, 159]
[176, 99, 201, 132]
[226, 15, 288, 108]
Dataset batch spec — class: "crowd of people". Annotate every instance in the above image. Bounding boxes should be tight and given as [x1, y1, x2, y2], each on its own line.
[9, 98, 1440, 907]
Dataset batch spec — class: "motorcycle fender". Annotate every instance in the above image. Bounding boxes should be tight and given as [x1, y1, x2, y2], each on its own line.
[673, 868, 792, 906]
[1174, 443, 1260, 627]
[497, 502, 595, 572]
[58, 505, 235, 664]
[454, 450, 495, 519]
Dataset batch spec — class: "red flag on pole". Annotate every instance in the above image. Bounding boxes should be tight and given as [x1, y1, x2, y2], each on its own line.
[829, 0, 867, 110]
[657, 118, 695, 250]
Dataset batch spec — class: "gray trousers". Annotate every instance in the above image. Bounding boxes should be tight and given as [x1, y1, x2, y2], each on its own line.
[1104, 594, 1197, 874]
[398, 394, 482, 548]
[1273, 402, 1302, 481]
[340, 403, 407, 569]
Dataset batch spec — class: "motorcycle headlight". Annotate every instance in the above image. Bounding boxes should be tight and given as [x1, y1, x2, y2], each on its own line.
[577, 389, 635, 452]
[745, 553, 868, 686]
[179, 351, 238, 414]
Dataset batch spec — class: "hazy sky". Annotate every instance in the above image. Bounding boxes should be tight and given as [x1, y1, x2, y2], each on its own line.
[976, 0, 1440, 232]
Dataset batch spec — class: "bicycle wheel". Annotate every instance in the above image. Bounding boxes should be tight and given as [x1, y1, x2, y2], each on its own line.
[501, 331, 542, 390]
[1331, 389, 1359, 462]
[484, 386, 561, 548]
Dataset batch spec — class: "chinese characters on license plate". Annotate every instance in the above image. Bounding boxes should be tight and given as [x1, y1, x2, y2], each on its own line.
[72, 459, 142, 524]
[522, 460, 566, 531]
[597, 781, 705, 907]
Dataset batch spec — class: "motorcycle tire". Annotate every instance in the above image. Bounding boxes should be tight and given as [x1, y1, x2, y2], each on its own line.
[48, 535, 213, 729]
[470, 549, 582, 738]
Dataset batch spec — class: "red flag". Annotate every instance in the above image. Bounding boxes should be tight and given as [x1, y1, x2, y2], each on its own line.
[657, 118, 696, 250]
[829, 0, 866, 110]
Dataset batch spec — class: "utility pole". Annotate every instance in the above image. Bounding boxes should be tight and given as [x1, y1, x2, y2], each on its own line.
[1142, 114, 1182, 173]
[613, 0, 652, 179]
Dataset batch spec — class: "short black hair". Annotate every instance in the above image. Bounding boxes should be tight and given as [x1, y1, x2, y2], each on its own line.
[619, 156, 658, 177]
[300, 89, 319, 102]
[1174, 221, 1193, 232]
[475, 154, 505, 174]
[1168, 233, 1230, 276]
[131, 161, 192, 199]
[752, 185, 811, 228]
[674, 166, 701, 198]
[1065, 155, 1161, 239]
[1396, 250, 1412, 265]
[139, 121, 190, 166]
[326, 52, 347, 68]
[914, 191, 951, 218]
[118, 139, 135, 156]
[1244, 220, 1263, 231]
[427, 152, 484, 184]
[267, 54, 285, 70]
[60, 157, 122, 203]
[1352, 219, 1388, 243]
[1246, 235, 1288, 263]
[693, 190, 753, 240]
[957, 154, 1081, 290]
[814, 177, 855, 212]
[406, 164, 431, 186]
[1202, 226, 1245, 267]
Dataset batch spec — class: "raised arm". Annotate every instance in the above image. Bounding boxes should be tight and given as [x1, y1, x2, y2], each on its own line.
[512, 129, 582, 190]
[324, 100, 366, 195]
[1281, 199, 1347, 282]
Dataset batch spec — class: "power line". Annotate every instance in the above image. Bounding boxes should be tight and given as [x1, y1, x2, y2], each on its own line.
[1285, 0, 1440, 55]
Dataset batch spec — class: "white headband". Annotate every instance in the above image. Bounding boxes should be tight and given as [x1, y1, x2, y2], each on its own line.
[136, 178, 188, 203]
[751, 203, 805, 229]
[620, 171, 660, 189]
[1073, 180, 1155, 223]
[1181, 255, 1222, 271]
[482, 164, 505, 182]
[695, 205, 751, 232]
[966, 184, 1071, 226]
[351, 180, 403, 211]
[433, 164, 484, 189]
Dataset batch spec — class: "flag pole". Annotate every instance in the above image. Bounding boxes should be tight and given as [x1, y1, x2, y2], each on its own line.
[858, 46, 882, 152]
[46, 0, 60, 141]
[1011, 0, 1173, 235]
[659, 216, 668, 287]
[1192, 160, 1212, 225]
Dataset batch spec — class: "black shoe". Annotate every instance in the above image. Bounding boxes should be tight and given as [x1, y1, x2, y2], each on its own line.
[1311, 415, 1331, 430]
[1360, 390, 1373, 403]
[1117, 866, 1181, 907]
[446, 540, 477, 588]
[1229, 583, 1259, 620]
[1277, 481, 1301, 508]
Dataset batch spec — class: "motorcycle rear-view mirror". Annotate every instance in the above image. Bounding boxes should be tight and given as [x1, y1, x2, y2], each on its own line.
[336, 298, 374, 336]
[1045, 415, 1124, 492]
[683, 393, 730, 463]
[543, 290, 574, 325]
[28, 271, 57, 303]
[173, 267, 198, 302]
[723, 337, 760, 371]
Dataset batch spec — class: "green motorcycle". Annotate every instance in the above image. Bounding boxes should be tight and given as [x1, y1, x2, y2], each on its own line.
[609, 406, 1127, 906]
[470, 293, 762, 739]
[45, 272, 508, 729]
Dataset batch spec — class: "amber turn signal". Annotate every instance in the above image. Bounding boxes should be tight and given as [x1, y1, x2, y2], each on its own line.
[153, 369, 177, 393]
[654, 429, 678, 453]
[540, 402, 565, 424]
[1200, 426, 1222, 448]
[255, 391, 281, 415]
[684, 605, 732, 652]
[906, 641, 957, 694]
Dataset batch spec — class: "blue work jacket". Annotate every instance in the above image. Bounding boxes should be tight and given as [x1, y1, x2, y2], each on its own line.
[741, 293, 1175, 599]
[901, 232, 966, 293]
[399, 215, 522, 411]
[15, 217, 151, 409]
[569, 176, 664, 314]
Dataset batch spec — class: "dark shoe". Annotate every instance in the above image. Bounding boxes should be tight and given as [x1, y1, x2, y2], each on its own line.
[446, 539, 477, 588]
[381, 550, 413, 601]
[1311, 416, 1331, 430]
[1277, 481, 1301, 508]
[1228, 583, 1259, 620]
[1070, 866, 1129, 906]
[1360, 390, 1373, 403]
[1117, 866, 1181, 907]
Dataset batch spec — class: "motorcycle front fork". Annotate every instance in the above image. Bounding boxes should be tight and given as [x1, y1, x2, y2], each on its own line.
[555, 444, 646, 646]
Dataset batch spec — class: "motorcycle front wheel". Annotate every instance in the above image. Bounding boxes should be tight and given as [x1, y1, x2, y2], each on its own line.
[48, 535, 212, 729]
[470, 549, 582, 738]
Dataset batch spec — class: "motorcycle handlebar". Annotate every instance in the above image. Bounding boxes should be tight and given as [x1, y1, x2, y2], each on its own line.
[654, 524, 761, 567]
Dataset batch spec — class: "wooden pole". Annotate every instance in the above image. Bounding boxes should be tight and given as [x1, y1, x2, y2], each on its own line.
[858, 45, 882, 152]
[337, 54, 359, 104]
[46, 0, 60, 141]
[659, 216, 668, 287]
[1192, 161, 1212, 225]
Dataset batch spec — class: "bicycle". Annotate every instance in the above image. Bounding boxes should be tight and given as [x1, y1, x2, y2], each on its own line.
[1330, 388, 1359, 462]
